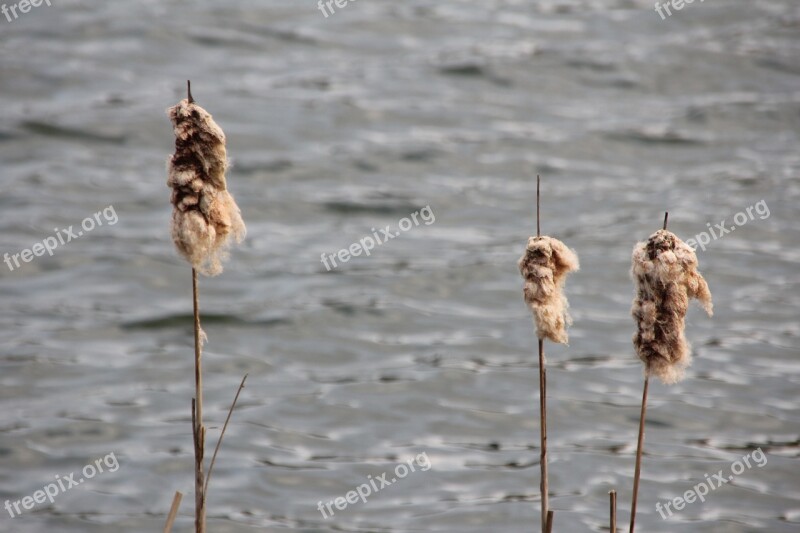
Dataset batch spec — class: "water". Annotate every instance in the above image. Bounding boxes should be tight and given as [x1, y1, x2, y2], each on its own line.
[0, 1, 798, 531]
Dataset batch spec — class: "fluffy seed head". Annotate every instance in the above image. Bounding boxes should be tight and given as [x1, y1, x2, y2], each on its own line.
[167, 98, 245, 276]
[518, 236, 580, 344]
[631, 229, 713, 384]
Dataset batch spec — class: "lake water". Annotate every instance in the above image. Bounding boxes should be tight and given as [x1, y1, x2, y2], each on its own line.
[0, 1, 798, 531]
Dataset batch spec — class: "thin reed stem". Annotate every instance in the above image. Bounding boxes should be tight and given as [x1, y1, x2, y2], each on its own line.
[610, 489, 617, 533]
[192, 268, 206, 533]
[204, 374, 248, 496]
[536, 175, 541, 238]
[536, 176, 548, 533]
[629, 375, 649, 533]
[539, 338, 548, 533]
[164, 491, 183, 533]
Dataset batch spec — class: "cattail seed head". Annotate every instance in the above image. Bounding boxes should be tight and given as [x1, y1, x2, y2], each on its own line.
[631, 229, 712, 384]
[518, 236, 580, 344]
[167, 98, 245, 276]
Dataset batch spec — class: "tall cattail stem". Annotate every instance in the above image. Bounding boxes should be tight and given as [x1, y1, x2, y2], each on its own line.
[629, 375, 649, 533]
[538, 337, 549, 533]
[536, 175, 548, 533]
[519, 176, 578, 532]
[630, 212, 667, 532]
[626, 211, 711, 532]
[167, 81, 247, 533]
[192, 268, 206, 533]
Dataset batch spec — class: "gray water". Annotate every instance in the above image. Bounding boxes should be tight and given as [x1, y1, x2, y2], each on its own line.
[0, 1, 798, 531]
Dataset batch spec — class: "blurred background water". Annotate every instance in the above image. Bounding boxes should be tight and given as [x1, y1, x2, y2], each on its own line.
[0, 0, 798, 531]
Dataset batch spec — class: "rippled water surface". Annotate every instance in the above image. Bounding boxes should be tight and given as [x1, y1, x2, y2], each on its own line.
[1, 1, 798, 531]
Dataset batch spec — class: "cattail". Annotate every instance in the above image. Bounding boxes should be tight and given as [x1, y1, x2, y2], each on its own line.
[163, 83, 249, 533]
[518, 235, 580, 344]
[167, 95, 245, 276]
[628, 215, 712, 533]
[518, 177, 578, 533]
[630, 228, 712, 384]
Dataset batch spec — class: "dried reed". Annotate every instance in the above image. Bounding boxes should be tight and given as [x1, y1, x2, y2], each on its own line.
[610, 489, 617, 532]
[163, 491, 183, 533]
[167, 82, 245, 277]
[631, 220, 713, 385]
[628, 212, 712, 532]
[166, 81, 248, 533]
[518, 177, 579, 532]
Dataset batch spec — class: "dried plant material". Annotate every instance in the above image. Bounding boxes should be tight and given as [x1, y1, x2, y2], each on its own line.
[631, 229, 713, 384]
[167, 98, 245, 276]
[518, 236, 580, 344]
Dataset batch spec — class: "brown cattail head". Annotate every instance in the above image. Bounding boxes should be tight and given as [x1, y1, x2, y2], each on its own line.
[518, 236, 580, 344]
[631, 229, 712, 384]
[167, 97, 245, 276]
